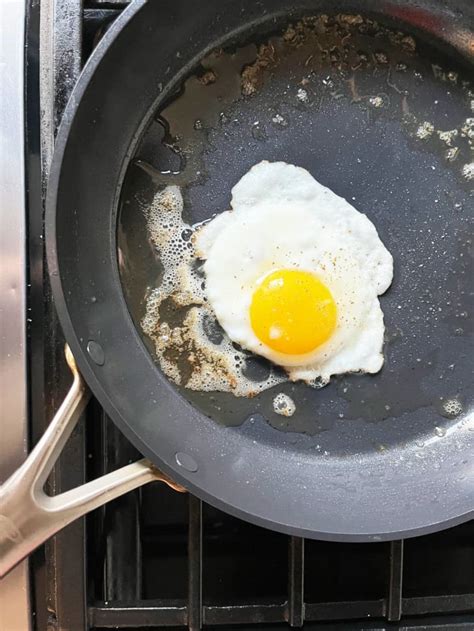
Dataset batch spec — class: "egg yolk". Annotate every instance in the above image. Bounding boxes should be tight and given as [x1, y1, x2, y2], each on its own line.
[249, 269, 337, 355]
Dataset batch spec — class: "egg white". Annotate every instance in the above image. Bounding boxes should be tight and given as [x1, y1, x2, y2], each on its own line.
[195, 161, 393, 383]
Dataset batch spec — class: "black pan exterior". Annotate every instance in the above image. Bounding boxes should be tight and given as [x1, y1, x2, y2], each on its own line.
[46, 0, 474, 541]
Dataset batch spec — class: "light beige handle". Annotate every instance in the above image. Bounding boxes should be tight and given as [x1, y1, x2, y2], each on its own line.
[0, 346, 185, 578]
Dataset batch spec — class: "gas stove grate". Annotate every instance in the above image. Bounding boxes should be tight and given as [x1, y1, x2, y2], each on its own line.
[78, 412, 474, 630]
[85, 478, 474, 629]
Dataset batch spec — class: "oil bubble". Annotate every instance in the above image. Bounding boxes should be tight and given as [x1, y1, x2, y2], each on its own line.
[273, 393, 296, 417]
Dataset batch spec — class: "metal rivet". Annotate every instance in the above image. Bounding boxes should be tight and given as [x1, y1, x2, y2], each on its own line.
[175, 452, 198, 472]
[87, 340, 105, 366]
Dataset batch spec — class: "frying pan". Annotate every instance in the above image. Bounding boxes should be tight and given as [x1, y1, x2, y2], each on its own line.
[1, 0, 473, 577]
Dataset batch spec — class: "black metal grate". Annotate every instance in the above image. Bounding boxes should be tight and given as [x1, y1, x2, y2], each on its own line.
[85, 430, 474, 630]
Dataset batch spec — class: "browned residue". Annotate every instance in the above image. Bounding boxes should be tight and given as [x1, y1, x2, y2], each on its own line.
[241, 43, 276, 96]
[198, 70, 217, 85]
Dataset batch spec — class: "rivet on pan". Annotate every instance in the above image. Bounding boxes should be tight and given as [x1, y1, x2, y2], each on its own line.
[175, 452, 198, 472]
[87, 340, 105, 366]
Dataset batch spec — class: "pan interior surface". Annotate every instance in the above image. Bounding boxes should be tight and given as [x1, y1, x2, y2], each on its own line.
[49, 0, 473, 541]
[119, 12, 473, 458]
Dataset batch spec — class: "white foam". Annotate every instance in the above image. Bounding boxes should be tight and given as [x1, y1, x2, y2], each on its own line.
[141, 186, 284, 397]
[273, 393, 296, 417]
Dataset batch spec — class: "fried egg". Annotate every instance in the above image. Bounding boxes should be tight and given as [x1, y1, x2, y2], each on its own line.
[195, 161, 393, 383]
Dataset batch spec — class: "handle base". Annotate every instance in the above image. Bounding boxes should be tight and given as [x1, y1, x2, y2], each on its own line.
[0, 346, 185, 578]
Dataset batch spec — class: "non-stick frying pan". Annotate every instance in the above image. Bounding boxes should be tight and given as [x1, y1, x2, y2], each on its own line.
[1, 0, 473, 577]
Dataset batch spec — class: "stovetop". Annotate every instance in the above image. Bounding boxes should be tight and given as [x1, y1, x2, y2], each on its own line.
[14, 1, 474, 629]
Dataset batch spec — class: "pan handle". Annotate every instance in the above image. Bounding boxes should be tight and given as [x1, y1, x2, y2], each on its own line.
[0, 345, 185, 579]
